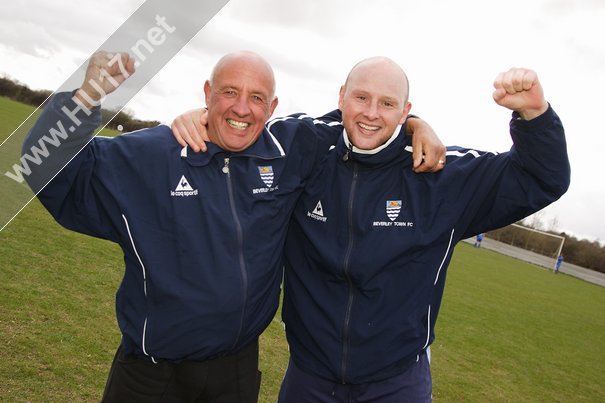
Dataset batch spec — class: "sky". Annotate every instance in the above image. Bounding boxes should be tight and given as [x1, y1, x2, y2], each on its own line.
[1, 0, 604, 243]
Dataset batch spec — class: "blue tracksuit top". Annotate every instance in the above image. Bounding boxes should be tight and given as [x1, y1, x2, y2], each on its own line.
[282, 105, 570, 384]
[23, 92, 337, 362]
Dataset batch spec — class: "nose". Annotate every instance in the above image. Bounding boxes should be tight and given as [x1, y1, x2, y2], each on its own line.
[364, 101, 379, 120]
[232, 95, 252, 116]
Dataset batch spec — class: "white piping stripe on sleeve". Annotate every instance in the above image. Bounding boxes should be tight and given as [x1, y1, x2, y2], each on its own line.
[266, 129, 286, 157]
[266, 114, 343, 131]
[265, 114, 343, 156]
[422, 305, 432, 350]
[423, 229, 455, 351]
[299, 114, 342, 127]
[122, 214, 156, 362]
[141, 318, 157, 363]
[446, 149, 498, 159]
[266, 115, 293, 130]
[434, 229, 455, 286]
[181, 145, 188, 158]
[290, 114, 343, 127]
[403, 147, 496, 159]
[402, 150, 484, 355]
[122, 214, 148, 296]
[264, 118, 288, 156]
[447, 149, 481, 158]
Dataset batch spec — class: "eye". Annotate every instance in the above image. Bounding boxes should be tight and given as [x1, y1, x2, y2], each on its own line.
[252, 95, 264, 103]
[356, 95, 367, 102]
[224, 90, 237, 97]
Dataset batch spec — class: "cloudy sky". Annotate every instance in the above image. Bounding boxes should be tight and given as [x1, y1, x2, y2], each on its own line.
[1, 0, 604, 243]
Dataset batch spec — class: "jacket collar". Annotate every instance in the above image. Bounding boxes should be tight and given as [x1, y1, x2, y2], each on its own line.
[180, 127, 286, 166]
[336, 123, 414, 168]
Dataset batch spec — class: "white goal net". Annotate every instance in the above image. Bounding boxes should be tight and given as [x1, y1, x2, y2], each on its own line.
[487, 223, 565, 271]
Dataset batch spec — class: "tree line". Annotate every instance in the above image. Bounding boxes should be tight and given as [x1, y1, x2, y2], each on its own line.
[0, 76, 160, 132]
[487, 223, 605, 274]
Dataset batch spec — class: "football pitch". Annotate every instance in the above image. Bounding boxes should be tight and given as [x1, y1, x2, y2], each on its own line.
[1, 97, 604, 402]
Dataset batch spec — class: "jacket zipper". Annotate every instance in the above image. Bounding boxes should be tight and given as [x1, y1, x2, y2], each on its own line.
[223, 157, 248, 349]
[340, 162, 358, 383]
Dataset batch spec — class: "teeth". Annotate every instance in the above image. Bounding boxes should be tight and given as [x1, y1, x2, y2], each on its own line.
[359, 122, 379, 131]
[227, 119, 249, 130]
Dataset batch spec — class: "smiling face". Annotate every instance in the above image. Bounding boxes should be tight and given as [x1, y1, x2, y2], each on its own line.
[204, 52, 279, 152]
[339, 57, 411, 150]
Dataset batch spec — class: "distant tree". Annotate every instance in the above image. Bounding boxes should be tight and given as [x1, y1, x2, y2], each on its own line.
[0, 76, 20, 97]
[102, 108, 134, 130]
[1, 76, 53, 107]
[1, 77, 161, 133]
[122, 118, 161, 132]
[0, 76, 160, 132]
[548, 216, 559, 232]
[28, 90, 53, 107]
[101, 107, 160, 132]
[524, 211, 546, 231]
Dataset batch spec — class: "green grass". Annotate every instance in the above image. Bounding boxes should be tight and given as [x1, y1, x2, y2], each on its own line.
[0, 96, 119, 139]
[1, 97, 604, 402]
[0, 201, 123, 401]
[0, 96, 118, 229]
[433, 245, 605, 402]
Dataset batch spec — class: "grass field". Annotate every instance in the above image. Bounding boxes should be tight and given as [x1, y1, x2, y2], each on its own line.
[0, 96, 117, 229]
[1, 97, 604, 402]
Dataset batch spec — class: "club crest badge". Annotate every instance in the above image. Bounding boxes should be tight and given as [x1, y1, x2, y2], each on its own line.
[386, 200, 402, 221]
[258, 166, 274, 187]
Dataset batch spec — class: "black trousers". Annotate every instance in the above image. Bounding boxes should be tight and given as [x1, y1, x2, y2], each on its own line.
[101, 340, 261, 403]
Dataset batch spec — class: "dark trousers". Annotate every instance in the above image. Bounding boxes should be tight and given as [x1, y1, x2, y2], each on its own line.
[101, 340, 261, 403]
[277, 353, 432, 403]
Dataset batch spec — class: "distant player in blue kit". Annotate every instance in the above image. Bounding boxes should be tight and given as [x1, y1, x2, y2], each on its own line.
[475, 233, 485, 247]
[555, 254, 564, 273]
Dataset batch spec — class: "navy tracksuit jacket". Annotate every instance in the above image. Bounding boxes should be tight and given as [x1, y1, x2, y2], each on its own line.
[283, 106, 570, 384]
[23, 93, 336, 362]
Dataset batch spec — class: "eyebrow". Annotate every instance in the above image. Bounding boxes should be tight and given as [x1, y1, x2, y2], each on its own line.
[218, 85, 269, 98]
[352, 90, 399, 104]
[382, 97, 399, 105]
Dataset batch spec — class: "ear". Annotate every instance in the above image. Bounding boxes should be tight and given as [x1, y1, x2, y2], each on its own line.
[338, 85, 346, 110]
[268, 96, 279, 118]
[203, 80, 211, 104]
[399, 101, 412, 124]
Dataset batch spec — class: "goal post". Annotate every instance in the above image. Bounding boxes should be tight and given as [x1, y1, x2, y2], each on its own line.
[487, 223, 565, 271]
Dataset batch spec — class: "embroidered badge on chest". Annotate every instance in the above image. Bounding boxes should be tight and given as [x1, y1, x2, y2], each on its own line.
[252, 166, 279, 195]
[386, 200, 402, 221]
[373, 200, 413, 228]
[258, 166, 274, 187]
